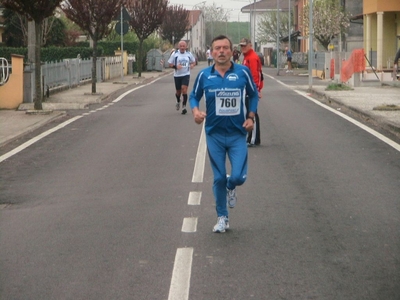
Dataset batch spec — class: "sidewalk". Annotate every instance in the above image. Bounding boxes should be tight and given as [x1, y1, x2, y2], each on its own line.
[263, 67, 400, 139]
[0, 69, 173, 148]
[1, 65, 400, 148]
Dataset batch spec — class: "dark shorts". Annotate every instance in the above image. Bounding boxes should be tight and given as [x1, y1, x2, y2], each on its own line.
[287, 57, 292, 62]
[174, 75, 190, 90]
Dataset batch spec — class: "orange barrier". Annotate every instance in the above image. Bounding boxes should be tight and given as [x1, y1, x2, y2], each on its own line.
[330, 58, 334, 79]
[341, 49, 366, 83]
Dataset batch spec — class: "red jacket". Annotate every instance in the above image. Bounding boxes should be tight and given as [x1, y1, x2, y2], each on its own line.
[242, 48, 263, 92]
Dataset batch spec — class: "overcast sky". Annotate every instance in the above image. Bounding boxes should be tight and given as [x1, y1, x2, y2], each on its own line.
[168, 0, 251, 22]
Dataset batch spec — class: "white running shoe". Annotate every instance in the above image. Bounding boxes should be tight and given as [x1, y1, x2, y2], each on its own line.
[176, 102, 180, 110]
[213, 216, 229, 233]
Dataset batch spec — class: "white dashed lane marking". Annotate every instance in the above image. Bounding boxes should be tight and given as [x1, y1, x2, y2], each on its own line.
[181, 217, 198, 233]
[168, 248, 194, 300]
[187, 191, 202, 205]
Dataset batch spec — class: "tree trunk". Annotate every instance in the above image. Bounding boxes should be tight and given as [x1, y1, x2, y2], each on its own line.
[34, 20, 43, 110]
[91, 38, 97, 94]
[27, 21, 35, 64]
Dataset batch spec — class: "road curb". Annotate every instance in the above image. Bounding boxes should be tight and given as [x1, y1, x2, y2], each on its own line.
[0, 111, 66, 148]
[310, 88, 400, 139]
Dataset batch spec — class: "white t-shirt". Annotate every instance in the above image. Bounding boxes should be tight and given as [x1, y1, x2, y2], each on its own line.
[206, 49, 212, 60]
[168, 50, 196, 77]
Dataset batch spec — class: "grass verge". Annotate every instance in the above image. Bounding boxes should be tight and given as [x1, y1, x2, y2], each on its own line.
[325, 83, 353, 91]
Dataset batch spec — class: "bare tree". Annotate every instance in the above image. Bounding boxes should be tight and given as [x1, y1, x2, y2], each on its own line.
[302, 0, 350, 51]
[160, 5, 190, 46]
[2, 0, 62, 110]
[4, 8, 64, 47]
[126, 0, 168, 77]
[257, 11, 290, 44]
[61, 0, 123, 94]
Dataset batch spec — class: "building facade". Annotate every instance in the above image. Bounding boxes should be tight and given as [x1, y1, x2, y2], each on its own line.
[241, 0, 290, 53]
[184, 10, 206, 58]
[363, 0, 400, 71]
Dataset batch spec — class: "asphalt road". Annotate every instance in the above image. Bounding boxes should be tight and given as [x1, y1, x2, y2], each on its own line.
[1, 65, 400, 299]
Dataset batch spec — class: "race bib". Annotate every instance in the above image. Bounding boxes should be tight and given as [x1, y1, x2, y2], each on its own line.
[180, 60, 188, 67]
[215, 90, 241, 116]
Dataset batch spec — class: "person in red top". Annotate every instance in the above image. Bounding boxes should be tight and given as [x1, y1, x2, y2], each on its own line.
[239, 38, 263, 146]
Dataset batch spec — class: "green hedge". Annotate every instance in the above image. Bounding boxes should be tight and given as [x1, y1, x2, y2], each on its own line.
[0, 46, 101, 62]
[0, 41, 155, 62]
[0, 41, 159, 72]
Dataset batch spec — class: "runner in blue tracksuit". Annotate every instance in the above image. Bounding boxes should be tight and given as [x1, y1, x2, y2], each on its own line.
[189, 35, 259, 233]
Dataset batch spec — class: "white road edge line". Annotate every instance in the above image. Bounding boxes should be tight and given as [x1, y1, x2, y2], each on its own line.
[0, 78, 165, 164]
[192, 123, 207, 183]
[0, 116, 83, 163]
[112, 76, 164, 103]
[266, 74, 400, 153]
[188, 191, 202, 205]
[182, 217, 198, 233]
[168, 247, 194, 300]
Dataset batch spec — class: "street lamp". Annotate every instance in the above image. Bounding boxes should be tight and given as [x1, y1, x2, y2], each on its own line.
[222, 9, 234, 36]
[238, 11, 241, 42]
[211, 7, 222, 39]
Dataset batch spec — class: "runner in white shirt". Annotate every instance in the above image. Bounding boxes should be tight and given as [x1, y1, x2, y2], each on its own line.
[168, 41, 196, 114]
[206, 46, 213, 66]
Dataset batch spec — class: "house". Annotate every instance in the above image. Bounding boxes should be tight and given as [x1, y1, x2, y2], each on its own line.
[241, 0, 290, 53]
[184, 10, 206, 59]
[293, 0, 363, 53]
[363, 0, 400, 71]
[343, 0, 363, 52]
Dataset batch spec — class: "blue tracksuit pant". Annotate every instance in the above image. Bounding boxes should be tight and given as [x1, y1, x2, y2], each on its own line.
[206, 132, 248, 217]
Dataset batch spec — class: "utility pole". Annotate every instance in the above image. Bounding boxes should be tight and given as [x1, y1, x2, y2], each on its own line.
[120, 6, 124, 82]
[308, 0, 313, 89]
[277, 0, 280, 75]
[253, 0, 256, 50]
[288, 0, 291, 51]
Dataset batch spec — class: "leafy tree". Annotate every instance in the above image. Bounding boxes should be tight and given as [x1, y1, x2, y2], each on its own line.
[126, 0, 168, 77]
[3, 8, 66, 47]
[61, 0, 123, 94]
[1, 0, 62, 110]
[302, 0, 350, 51]
[160, 5, 190, 46]
[39, 16, 62, 46]
[59, 15, 84, 46]
[257, 11, 290, 44]
[3, 8, 26, 47]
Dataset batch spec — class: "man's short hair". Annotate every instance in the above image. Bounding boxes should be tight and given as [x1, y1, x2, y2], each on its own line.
[211, 35, 233, 51]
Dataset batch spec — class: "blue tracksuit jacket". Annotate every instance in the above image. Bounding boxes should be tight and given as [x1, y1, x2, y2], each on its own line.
[189, 63, 259, 135]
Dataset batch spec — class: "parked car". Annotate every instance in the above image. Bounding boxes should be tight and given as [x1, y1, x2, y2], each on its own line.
[256, 52, 265, 66]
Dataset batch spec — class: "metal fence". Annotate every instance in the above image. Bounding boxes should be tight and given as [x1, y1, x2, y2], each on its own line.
[292, 52, 307, 66]
[277, 52, 308, 68]
[36, 55, 124, 91]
